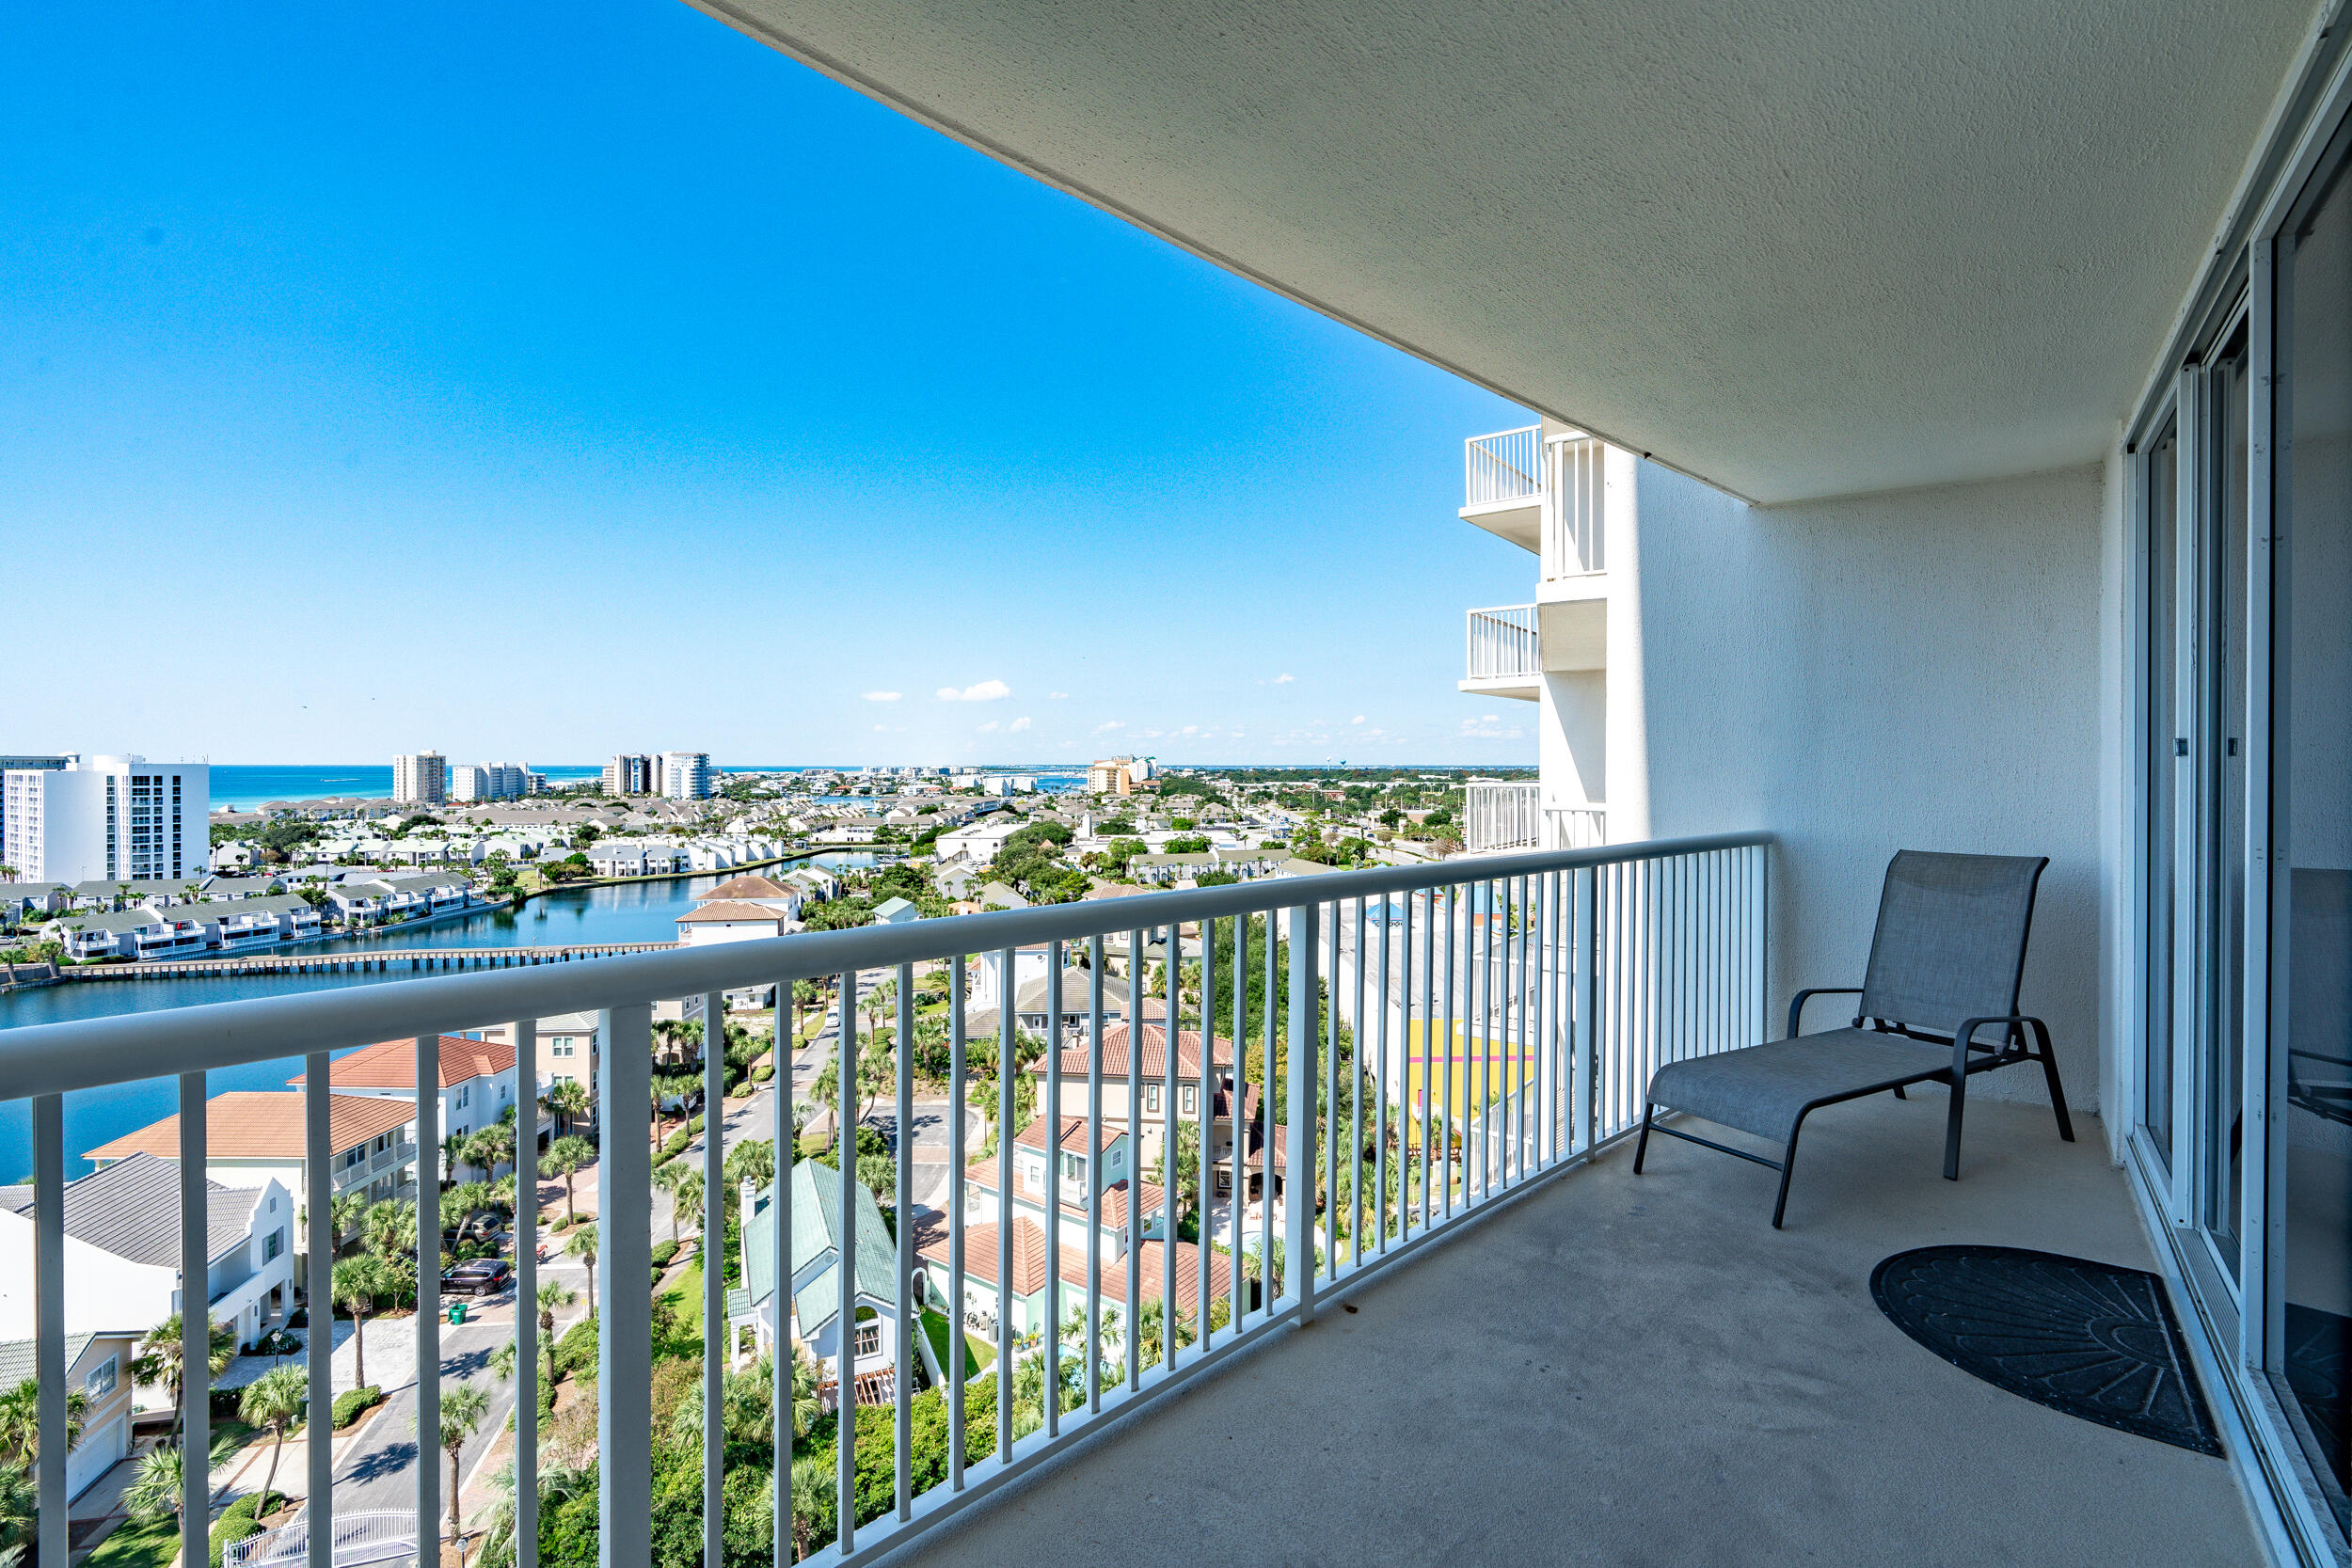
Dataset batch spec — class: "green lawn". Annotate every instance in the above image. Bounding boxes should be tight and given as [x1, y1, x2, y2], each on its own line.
[921, 1308, 990, 1376]
[657, 1259, 705, 1358]
[83, 1513, 182, 1568]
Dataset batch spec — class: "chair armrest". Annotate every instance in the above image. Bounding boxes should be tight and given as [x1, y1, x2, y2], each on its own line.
[1950, 1014, 2049, 1071]
[1788, 988, 1865, 1039]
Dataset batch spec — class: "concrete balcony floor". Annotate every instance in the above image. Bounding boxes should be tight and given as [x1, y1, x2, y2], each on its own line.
[881, 1093, 2263, 1567]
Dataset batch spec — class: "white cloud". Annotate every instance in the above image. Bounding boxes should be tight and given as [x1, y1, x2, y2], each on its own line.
[1093, 721, 1126, 735]
[1048, 691, 1070, 700]
[1009, 716, 1032, 733]
[1180, 724, 1199, 736]
[1458, 715, 1525, 740]
[1259, 673, 1296, 686]
[861, 690, 901, 703]
[936, 679, 1011, 703]
[1136, 728, 1164, 739]
[1350, 715, 1366, 724]
[976, 720, 1000, 734]
[872, 723, 888, 732]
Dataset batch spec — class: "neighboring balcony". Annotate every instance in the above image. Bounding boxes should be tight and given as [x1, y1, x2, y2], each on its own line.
[1466, 784, 1606, 854]
[1460, 425, 1609, 583]
[1461, 605, 1541, 702]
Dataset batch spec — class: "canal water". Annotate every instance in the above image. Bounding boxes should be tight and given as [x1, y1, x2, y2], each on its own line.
[0, 853, 877, 1181]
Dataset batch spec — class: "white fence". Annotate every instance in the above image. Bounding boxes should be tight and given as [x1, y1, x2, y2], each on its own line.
[1544, 434, 1606, 577]
[1465, 782, 1542, 852]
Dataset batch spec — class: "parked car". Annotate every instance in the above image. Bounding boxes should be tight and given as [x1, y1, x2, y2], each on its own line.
[441, 1259, 512, 1297]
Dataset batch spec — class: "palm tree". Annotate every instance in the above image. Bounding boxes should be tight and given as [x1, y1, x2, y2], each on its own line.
[533, 1282, 579, 1342]
[420, 1381, 489, 1544]
[119, 1433, 238, 1531]
[238, 1365, 308, 1512]
[672, 1171, 705, 1255]
[440, 1131, 469, 1188]
[331, 1255, 393, 1389]
[652, 1162, 691, 1249]
[131, 1312, 234, 1447]
[0, 1380, 88, 1465]
[547, 1080, 590, 1138]
[568, 1225, 599, 1320]
[788, 1452, 834, 1560]
[447, 1180, 493, 1242]
[541, 1137, 592, 1227]
[364, 1197, 419, 1261]
[470, 1453, 589, 1568]
[0, 1457, 37, 1567]
[787, 1351, 821, 1440]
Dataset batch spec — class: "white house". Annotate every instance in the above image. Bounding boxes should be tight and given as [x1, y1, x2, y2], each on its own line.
[0, 1332, 144, 1499]
[725, 1164, 910, 1409]
[0, 1153, 295, 1352]
[675, 899, 790, 947]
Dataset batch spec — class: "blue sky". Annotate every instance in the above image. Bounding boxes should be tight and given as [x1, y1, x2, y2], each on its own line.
[2, 1, 1536, 768]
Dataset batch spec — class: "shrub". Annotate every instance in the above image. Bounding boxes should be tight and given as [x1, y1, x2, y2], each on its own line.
[749, 1063, 774, 1084]
[331, 1386, 383, 1429]
[284, 1308, 307, 1328]
[553, 1314, 598, 1384]
[650, 1240, 678, 1270]
[209, 1491, 285, 1568]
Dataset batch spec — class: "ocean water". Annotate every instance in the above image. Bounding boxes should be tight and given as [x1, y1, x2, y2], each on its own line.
[207, 765, 1084, 810]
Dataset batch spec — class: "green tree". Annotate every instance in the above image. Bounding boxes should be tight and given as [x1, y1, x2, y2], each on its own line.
[239, 1365, 308, 1511]
[546, 1080, 590, 1138]
[420, 1381, 489, 1544]
[568, 1226, 599, 1320]
[672, 1170, 706, 1255]
[331, 1256, 395, 1389]
[119, 1433, 237, 1530]
[365, 1197, 419, 1260]
[129, 1312, 234, 1447]
[652, 1163, 692, 1250]
[723, 1137, 775, 1197]
[0, 1380, 88, 1465]
[542, 1138, 593, 1227]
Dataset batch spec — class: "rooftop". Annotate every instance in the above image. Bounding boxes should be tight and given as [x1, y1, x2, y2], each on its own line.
[87, 1091, 415, 1164]
[0, 1151, 258, 1268]
[289, 1034, 514, 1092]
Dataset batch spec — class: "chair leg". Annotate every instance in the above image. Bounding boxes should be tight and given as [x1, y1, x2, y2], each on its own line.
[1891, 1084, 1907, 1100]
[1633, 1103, 1656, 1173]
[1943, 1066, 1968, 1180]
[1771, 1122, 1804, 1229]
[2031, 1020, 2074, 1143]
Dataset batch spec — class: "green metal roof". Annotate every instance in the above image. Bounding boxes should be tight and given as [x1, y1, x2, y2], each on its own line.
[738, 1161, 898, 1338]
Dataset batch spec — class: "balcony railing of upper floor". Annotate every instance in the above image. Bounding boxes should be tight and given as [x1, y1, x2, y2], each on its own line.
[1464, 780, 1541, 853]
[1465, 604, 1540, 683]
[0, 831, 1768, 1568]
[1461, 428, 1608, 581]
[1463, 424, 1544, 508]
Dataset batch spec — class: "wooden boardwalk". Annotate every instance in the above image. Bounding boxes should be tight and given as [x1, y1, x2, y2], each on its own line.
[64, 941, 677, 979]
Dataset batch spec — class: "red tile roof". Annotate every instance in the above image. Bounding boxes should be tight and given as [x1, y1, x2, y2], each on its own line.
[87, 1091, 414, 1163]
[1039, 1022, 1233, 1083]
[289, 1034, 513, 1092]
[919, 1219, 1232, 1314]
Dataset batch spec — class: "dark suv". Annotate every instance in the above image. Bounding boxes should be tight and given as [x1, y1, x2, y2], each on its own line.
[441, 1259, 513, 1297]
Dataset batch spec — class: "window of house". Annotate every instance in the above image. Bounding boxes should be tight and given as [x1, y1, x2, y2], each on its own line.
[1181, 1084, 1198, 1117]
[343, 1147, 364, 1168]
[85, 1355, 117, 1399]
[1142, 1085, 1161, 1114]
[263, 1227, 283, 1262]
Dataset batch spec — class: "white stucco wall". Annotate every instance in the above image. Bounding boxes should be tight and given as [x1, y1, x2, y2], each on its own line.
[1628, 459, 2108, 1111]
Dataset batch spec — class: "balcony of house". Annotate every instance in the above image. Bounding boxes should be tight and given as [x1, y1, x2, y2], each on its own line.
[1462, 779, 1540, 853]
[1460, 604, 1541, 702]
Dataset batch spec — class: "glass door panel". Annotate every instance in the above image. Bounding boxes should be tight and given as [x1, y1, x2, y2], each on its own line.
[2198, 319, 2251, 1280]
[2144, 419, 2179, 1167]
[2279, 148, 2352, 1532]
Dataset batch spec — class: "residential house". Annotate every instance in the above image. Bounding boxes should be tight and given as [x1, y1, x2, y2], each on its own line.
[41, 903, 208, 961]
[0, 1334, 142, 1498]
[480, 1012, 600, 1132]
[725, 1163, 906, 1409]
[0, 1153, 295, 1350]
[918, 1212, 1229, 1350]
[198, 892, 325, 951]
[84, 1092, 415, 1280]
[291, 1034, 527, 1180]
[1030, 1022, 1235, 1177]
[0, 881, 68, 924]
[961, 1115, 1156, 1256]
[871, 895, 920, 926]
[697, 874, 803, 918]
[675, 899, 790, 947]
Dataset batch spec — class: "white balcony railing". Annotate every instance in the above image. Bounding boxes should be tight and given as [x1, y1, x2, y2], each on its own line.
[0, 832, 1768, 1568]
[1465, 605, 1540, 683]
[1464, 425, 1544, 508]
[1549, 805, 1607, 849]
[1464, 781, 1542, 853]
[1544, 433, 1606, 577]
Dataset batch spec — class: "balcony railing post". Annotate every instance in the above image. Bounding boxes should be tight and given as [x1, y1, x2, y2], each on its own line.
[701, 988, 725, 1568]
[1285, 902, 1316, 1324]
[597, 1002, 654, 1568]
[304, 1051, 333, 1568]
[33, 1093, 65, 1568]
[178, 1072, 211, 1565]
[512, 1018, 538, 1568]
[1572, 866, 1597, 1158]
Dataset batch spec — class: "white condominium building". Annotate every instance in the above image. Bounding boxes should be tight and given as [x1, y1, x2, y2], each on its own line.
[604, 753, 655, 796]
[393, 751, 448, 805]
[2, 755, 209, 883]
[451, 762, 531, 802]
[660, 752, 712, 800]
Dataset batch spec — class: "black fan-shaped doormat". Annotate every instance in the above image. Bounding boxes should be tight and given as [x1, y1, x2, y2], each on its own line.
[1870, 1245, 2222, 1455]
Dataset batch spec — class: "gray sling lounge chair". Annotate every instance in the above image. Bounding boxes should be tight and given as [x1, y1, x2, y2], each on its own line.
[1634, 850, 2073, 1227]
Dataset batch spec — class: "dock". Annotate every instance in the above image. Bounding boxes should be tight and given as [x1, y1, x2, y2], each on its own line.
[62, 942, 677, 979]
